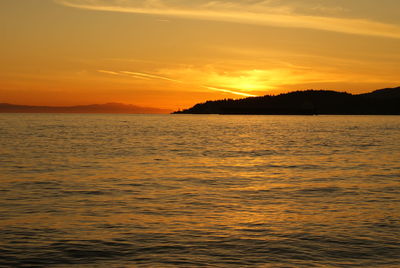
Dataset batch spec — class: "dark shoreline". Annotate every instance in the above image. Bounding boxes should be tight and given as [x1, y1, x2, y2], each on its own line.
[174, 87, 400, 115]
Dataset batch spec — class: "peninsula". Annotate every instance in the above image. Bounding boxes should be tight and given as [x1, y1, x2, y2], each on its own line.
[173, 87, 400, 115]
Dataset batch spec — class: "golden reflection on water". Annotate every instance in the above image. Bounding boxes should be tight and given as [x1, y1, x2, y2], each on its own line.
[0, 114, 399, 266]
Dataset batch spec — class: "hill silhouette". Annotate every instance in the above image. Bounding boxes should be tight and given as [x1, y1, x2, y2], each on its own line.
[174, 87, 400, 115]
[0, 102, 172, 114]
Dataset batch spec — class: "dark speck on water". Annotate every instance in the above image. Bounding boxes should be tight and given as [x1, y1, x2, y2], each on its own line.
[1, 114, 400, 267]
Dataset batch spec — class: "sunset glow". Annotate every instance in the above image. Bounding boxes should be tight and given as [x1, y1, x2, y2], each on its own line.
[1, 0, 399, 110]
[2, 2, 400, 266]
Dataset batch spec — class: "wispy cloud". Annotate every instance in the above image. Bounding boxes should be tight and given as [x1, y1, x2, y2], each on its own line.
[98, 70, 181, 82]
[205, 86, 258, 97]
[97, 69, 261, 97]
[98, 70, 123, 76]
[120, 71, 182, 83]
[56, 0, 400, 39]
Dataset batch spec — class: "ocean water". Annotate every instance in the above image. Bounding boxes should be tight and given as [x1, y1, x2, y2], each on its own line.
[0, 114, 399, 267]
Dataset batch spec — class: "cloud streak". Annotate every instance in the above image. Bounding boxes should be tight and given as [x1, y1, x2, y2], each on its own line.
[120, 71, 182, 83]
[205, 86, 258, 97]
[56, 0, 400, 39]
[97, 69, 260, 97]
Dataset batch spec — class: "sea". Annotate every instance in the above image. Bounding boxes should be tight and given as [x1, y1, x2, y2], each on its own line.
[0, 114, 399, 267]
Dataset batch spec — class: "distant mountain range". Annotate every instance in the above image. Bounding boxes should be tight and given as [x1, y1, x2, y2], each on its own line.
[174, 86, 400, 115]
[0, 102, 172, 114]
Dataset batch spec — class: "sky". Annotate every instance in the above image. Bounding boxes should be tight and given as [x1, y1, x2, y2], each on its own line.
[1, 0, 400, 110]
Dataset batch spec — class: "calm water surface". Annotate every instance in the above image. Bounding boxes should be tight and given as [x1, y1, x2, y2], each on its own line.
[0, 114, 399, 267]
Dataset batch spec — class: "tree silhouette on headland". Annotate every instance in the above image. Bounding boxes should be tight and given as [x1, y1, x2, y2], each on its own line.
[174, 87, 400, 115]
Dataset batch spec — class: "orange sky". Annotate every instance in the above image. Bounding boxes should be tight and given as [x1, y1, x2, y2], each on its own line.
[1, 0, 400, 110]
